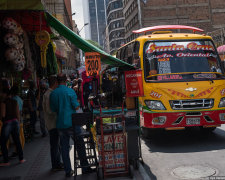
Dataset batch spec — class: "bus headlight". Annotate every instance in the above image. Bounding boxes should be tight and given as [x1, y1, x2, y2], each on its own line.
[219, 97, 225, 107]
[145, 100, 166, 110]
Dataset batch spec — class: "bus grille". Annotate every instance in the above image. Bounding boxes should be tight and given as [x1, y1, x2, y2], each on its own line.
[170, 99, 214, 110]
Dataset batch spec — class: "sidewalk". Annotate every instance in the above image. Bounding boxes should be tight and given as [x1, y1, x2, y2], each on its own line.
[0, 133, 147, 180]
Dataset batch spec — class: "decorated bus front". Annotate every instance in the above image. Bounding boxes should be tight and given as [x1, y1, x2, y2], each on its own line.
[140, 38, 225, 131]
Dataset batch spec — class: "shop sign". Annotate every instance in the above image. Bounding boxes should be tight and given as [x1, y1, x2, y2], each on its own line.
[85, 52, 101, 76]
[125, 70, 144, 97]
[97, 133, 126, 171]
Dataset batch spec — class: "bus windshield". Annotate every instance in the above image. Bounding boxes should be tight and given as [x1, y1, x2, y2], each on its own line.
[143, 40, 224, 81]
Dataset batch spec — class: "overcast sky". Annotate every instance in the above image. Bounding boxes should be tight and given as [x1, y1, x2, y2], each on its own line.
[71, 0, 85, 37]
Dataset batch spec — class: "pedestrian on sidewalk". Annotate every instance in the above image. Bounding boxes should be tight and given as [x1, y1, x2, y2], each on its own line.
[37, 81, 47, 137]
[27, 81, 39, 135]
[42, 75, 63, 171]
[0, 88, 25, 166]
[10, 85, 25, 158]
[50, 73, 92, 177]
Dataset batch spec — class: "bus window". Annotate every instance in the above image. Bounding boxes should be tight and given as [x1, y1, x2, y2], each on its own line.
[127, 43, 133, 64]
[116, 49, 121, 59]
[123, 46, 128, 62]
[133, 41, 140, 68]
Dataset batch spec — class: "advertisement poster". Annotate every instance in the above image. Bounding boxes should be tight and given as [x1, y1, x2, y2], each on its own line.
[125, 70, 144, 97]
[97, 133, 126, 171]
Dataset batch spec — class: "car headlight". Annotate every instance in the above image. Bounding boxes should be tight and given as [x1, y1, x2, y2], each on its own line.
[219, 97, 225, 107]
[145, 100, 166, 110]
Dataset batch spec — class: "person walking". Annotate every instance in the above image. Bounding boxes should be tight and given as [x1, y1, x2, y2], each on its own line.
[42, 75, 63, 171]
[0, 88, 25, 166]
[10, 85, 25, 158]
[50, 74, 92, 177]
[37, 82, 47, 137]
[27, 81, 38, 135]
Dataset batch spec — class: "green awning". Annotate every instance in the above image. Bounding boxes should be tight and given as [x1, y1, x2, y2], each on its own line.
[45, 12, 134, 70]
[0, 0, 44, 10]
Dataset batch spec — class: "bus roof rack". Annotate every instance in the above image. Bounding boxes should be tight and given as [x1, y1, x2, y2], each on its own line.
[132, 25, 204, 34]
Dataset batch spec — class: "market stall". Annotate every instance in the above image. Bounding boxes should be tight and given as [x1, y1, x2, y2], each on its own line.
[0, 1, 141, 178]
[0, 1, 58, 144]
[45, 10, 142, 179]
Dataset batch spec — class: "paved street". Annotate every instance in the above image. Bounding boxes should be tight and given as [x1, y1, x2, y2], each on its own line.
[141, 125, 225, 180]
[0, 130, 145, 180]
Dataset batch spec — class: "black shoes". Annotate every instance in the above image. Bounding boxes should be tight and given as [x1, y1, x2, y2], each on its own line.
[10, 152, 17, 159]
[51, 163, 64, 172]
[82, 167, 95, 174]
[51, 166, 64, 172]
[66, 170, 74, 177]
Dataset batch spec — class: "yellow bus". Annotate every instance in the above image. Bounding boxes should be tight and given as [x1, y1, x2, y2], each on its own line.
[116, 25, 225, 136]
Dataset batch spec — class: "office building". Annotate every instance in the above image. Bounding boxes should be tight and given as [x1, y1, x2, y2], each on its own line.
[123, 0, 225, 43]
[83, 0, 107, 47]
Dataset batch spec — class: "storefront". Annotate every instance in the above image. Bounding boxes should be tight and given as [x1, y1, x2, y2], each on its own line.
[0, 0, 58, 143]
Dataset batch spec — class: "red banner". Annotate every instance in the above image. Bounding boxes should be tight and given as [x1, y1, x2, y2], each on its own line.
[125, 70, 144, 97]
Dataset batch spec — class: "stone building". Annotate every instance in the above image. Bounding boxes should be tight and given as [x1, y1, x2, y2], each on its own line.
[123, 0, 225, 43]
[43, 0, 80, 74]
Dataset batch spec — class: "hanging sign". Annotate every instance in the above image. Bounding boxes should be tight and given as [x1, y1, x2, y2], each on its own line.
[125, 70, 144, 97]
[85, 52, 101, 76]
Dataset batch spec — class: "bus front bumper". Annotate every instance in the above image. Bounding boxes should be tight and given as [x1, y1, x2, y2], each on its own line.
[142, 110, 225, 129]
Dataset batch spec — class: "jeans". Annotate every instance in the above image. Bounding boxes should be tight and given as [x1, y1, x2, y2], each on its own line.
[0, 120, 23, 163]
[49, 128, 62, 168]
[58, 126, 89, 174]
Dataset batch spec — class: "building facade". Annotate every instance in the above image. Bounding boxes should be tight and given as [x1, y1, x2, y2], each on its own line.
[83, 0, 107, 47]
[43, 0, 80, 73]
[123, 0, 225, 43]
[105, 0, 125, 54]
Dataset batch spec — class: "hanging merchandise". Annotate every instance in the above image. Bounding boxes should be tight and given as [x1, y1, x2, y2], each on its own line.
[4, 32, 19, 46]
[46, 41, 58, 75]
[35, 30, 50, 68]
[5, 47, 19, 61]
[2, 17, 26, 72]
[2, 17, 18, 31]
[23, 31, 34, 71]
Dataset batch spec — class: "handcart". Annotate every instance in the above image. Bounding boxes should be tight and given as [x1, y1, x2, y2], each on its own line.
[93, 95, 134, 179]
[72, 112, 98, 179]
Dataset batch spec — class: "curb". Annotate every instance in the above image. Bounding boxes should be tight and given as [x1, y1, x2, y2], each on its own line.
[138, 162, 151, 180]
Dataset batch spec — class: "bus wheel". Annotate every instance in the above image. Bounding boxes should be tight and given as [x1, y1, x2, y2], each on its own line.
[200, 126, 216, 133]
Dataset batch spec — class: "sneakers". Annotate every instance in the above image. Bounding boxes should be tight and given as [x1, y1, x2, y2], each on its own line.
[20, 159, 26, 164]
[65, 170, 74, 177]
[0, 162, 10, 167]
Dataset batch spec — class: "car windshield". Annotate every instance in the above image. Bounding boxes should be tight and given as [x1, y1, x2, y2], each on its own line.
[143, 40, 224, 82]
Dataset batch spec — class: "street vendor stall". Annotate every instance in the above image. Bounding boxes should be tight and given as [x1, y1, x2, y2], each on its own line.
[45, 11, 142, 179]
[0, 0, 58, 144]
